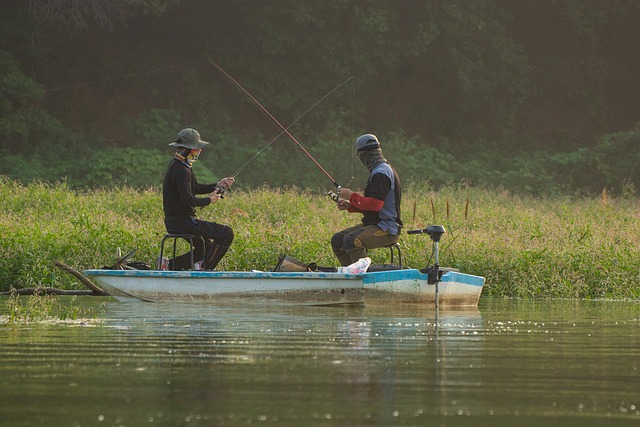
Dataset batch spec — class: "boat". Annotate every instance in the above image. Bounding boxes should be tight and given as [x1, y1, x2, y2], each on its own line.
[84, 226, 485, 307]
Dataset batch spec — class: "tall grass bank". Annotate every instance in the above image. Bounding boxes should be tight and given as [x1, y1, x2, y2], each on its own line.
[1, 177, 639, 300]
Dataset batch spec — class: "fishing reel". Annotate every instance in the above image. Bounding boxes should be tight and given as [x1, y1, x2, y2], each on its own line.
[327, 185, 342, 202]
[214, 185, 228, 199]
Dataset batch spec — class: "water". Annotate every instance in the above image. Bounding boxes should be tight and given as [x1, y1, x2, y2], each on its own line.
[1, 297, 639, 426]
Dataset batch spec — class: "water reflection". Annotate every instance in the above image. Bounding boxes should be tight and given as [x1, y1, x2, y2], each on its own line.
[0, 298, 638, 426]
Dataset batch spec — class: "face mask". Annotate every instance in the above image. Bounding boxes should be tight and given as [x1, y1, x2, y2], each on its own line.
[358, 148, 386, 171]
[186, 149, 201, 164]
[176, 148, 201, 166]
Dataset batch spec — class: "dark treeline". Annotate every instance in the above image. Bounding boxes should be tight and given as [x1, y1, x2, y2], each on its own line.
[1, 0, 640, 195]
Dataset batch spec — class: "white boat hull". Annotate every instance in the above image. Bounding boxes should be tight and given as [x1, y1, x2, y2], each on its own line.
[84, 268, 485, 307]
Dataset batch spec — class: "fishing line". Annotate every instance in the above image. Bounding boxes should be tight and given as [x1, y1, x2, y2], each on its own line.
[1, 60, 208, 101]
[350, 76, 356, 185]
[208, 59, 340, 190]
[232, 75, 354, 178]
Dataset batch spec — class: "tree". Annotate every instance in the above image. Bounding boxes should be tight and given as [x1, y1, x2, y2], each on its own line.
[28, 0, 180, 31]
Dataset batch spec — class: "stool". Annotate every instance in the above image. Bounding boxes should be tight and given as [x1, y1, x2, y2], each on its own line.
[376, 242, 402, 267]
[387, 242, 403, 267]
[160, 234, 206, 270]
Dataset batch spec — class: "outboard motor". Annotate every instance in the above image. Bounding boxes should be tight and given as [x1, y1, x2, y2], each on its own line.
[407, 225, 446, 284]
[408, 225, 447, 311]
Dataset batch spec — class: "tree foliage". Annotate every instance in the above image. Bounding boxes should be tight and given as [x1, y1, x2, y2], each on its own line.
[1, 0, 639, 195]
[28, 0, 181, 31]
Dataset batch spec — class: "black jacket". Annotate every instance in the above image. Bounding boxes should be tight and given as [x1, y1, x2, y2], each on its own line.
[162, 158, 217, 220]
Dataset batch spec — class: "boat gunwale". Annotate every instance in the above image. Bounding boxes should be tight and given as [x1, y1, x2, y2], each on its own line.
[83, 269, 369, 280]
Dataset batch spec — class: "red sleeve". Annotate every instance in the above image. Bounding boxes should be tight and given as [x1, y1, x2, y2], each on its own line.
[349, 192, 384, 212]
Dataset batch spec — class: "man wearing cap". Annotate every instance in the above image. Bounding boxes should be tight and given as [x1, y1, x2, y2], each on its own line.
[160, 128, 235, 270]
[331, 133, 402, 266]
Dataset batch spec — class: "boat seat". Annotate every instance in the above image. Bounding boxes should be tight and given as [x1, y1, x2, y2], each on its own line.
[160, 234, 206, 270]
[371, 242, 402, 267]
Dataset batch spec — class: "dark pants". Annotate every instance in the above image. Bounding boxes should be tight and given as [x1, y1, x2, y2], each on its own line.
[165, 217, 234, 270]
[331, 224, 399, 266]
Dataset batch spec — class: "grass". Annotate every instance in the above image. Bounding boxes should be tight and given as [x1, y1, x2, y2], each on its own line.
[1, 176, 640, 300]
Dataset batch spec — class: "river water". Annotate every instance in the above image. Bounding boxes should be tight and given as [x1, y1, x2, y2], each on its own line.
[1, 297, 638, 427]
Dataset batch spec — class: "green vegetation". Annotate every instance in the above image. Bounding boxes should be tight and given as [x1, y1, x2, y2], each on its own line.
[2, 293, 104, 325]
[1, 178, 639, 300]
[3, 1, 639, 320]
[1, 1, 640, 195]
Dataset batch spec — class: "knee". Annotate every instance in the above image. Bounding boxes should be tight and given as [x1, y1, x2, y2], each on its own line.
[331, 232, 343, 249]
[223, 226, 234, 243]
[343, 234, 364, 250]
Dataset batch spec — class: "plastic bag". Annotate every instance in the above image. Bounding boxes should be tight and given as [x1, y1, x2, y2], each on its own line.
[342, 257, 371, 274]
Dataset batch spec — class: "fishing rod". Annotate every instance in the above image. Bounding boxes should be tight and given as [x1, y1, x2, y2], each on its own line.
[208, 59, 343, 199]
[231, 75, 354, 178]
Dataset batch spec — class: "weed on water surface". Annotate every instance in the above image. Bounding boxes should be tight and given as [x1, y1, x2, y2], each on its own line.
[2, 293, 104, 325]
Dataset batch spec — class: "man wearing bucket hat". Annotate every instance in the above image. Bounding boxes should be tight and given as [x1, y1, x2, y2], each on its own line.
[331, 133, 402, 266]
[160, 128, 235, 270]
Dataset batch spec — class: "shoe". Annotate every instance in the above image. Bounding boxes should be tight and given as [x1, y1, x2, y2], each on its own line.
[156, 257, 169, 271]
